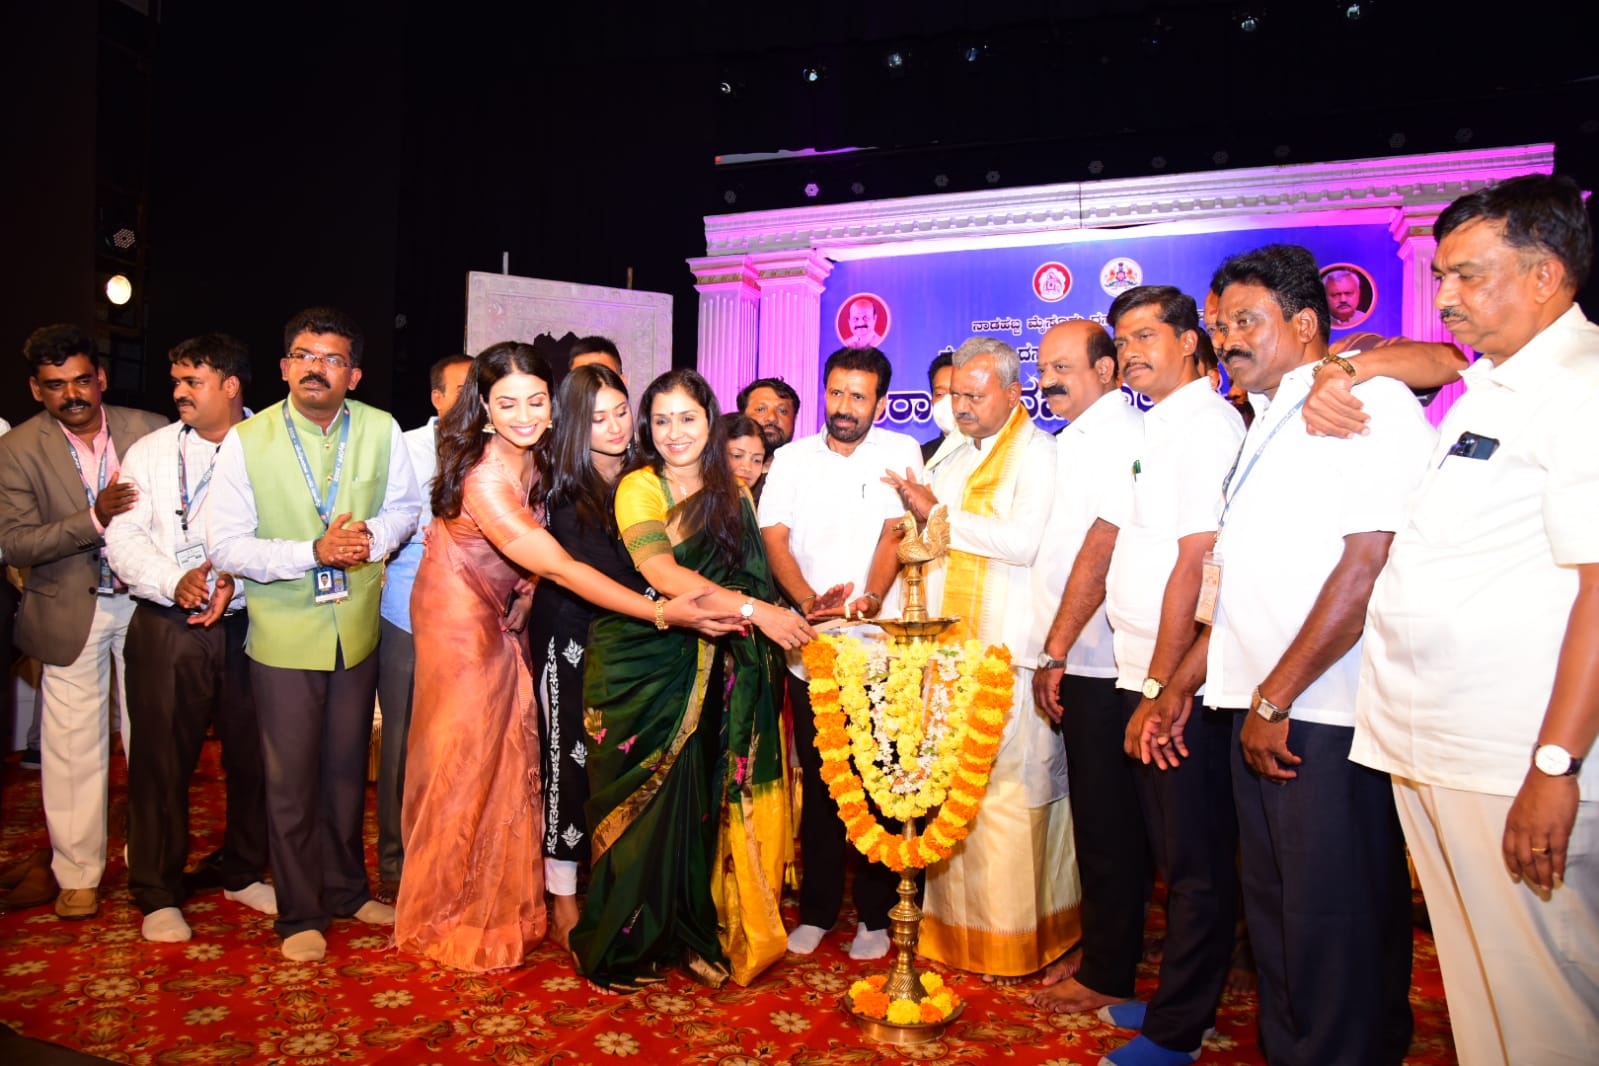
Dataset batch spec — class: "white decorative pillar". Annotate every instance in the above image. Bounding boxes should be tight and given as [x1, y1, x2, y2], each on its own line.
[689, 255, 760, 415]
[1391, 208, 1464, 425]
[750, 249, 834, 438]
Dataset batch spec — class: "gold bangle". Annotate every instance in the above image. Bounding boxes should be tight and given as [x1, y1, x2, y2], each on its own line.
[653, 599, 668, 631]
[1313, 354, 1357, 379]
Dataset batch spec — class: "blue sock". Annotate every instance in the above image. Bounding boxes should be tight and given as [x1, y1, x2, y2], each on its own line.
[1097, 1000, 1148, 1030]
[1099, 1033, 1203, 1066]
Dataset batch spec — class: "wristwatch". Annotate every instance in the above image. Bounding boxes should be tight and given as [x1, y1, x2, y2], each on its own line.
[1251, 687, 1290, 724]
[1312, 354, 1358, 379]
[1037, 652, 1067, 670]
[1141, 677, 1166, 700]
[739, 596, 757, 621]
[1532, 744, 1584, 777]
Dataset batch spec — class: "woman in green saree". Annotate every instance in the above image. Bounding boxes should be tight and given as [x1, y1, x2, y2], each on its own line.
[570, 370, 813, 994]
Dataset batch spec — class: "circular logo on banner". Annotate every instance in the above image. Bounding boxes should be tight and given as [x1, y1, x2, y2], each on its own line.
[1032, 262, 1072, 303]
[1100, 257, 1144, 296]
[1319, 263, 1376, 330]
[837, 293, 891, 349]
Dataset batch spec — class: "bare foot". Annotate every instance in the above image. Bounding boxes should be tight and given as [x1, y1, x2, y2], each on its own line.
[1038, 945, 1084, 987]
[981, 972, 1029, 986]
[1025, 976, 1128, 1014]
[549, 894, 580, 952]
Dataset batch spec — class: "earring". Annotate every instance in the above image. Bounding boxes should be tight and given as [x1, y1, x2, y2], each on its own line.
[482, 423, 496, 435]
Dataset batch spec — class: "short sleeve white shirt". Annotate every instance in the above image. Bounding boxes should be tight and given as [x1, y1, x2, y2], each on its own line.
[1204, 365, 1435, 723]
[1030, 390, 1143, 678]
[1104, 376, 1245, 690]
[1353, 306, 1599, 798]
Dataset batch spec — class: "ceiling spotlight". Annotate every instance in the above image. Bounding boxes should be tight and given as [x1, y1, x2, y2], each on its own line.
[1344, 2, 1363, 20]
[1273, 144, 1292, 158]
[985, 170, 1001, 184]
[105, 274, 132, 306]
[1213, 149, 1231, 165]
[1088, 159, 1105, 174]
[719, 81, 733, 95]
[933, 173, 950, 188]
[884, 51, 905, 71]
[1454, 127, 1475, 144]
[960, 44, 985, 64]
[723, 189, 738, 204]
[1388, 131, 1407, 149]
[1239, 13, 1261, 32]
[804, 182, 820, 198]
[1150, 156, 1167, 170]
[112, 227, 136, 250]
[801, 66, 825, 84]
[850, 181, 866, 195]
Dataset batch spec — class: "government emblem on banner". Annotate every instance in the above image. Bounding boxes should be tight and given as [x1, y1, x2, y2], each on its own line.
[1100, 257, 1143, 296]
[1031, 262, 1071, 303]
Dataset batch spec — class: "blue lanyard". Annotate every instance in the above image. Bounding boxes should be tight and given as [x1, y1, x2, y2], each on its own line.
[176, 426, 221, 537]
[65, 433, 109, 508]
[1217, 394, 1309, 537]
[282, 403, 350, 527]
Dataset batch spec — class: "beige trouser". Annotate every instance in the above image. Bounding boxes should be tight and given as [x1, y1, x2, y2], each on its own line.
[41, 594, 134, 889]
[1393, 777, 1599, 1066]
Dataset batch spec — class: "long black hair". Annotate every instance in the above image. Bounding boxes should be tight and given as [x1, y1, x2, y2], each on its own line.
[541, 363, 634, 535]
[630, 369, 745, 570]
[433, 341, 553, 520]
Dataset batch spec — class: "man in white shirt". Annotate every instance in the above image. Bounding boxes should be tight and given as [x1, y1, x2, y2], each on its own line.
[1099, 286, 1245, 1066]
[884, 337, 1077, 983]
[760, 345, 922, 961]
[1352, 173, 1599, 1065]
[207, 307, 421, 962]
[372, 353, 470, 904]
[1026, 321, 1148, 1016]
[106, 334, 276, 942]
[1201, 246, 1435, 1064]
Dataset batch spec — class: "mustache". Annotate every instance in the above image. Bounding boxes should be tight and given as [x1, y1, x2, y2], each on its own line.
[1040, 384, 1067, 397]
[1439, 307, 1465, 324]
[1225, 346, 1254, 361]
[61, 400, 90, 410]
[298, 373, 330, 389]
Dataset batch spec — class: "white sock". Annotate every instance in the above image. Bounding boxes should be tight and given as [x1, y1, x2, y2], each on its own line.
[353, 900, 395, 925]
[224, 881, 278, 916]
[787, 924, 828, 954]
[282, 929, 326, 961]
[141, 907, 192, 943]
[849, 924, 891, 960]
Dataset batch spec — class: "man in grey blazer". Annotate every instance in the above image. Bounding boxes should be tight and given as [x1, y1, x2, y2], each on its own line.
[0, 325, 166, 919]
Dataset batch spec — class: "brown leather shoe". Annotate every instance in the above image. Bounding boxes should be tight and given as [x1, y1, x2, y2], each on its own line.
[54, 887, 98, 920]
[0, 848, 51, 891]
[0, 862, 59, 913]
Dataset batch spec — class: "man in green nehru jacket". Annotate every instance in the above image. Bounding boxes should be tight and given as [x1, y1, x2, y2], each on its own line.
[207, 307, 421, 962]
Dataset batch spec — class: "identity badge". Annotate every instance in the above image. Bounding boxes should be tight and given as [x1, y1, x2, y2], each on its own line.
[96, 555, 118, 595]
[174, 542, 207, 569]
[1195, 549, 1222, 626]
[313, 565, 350, 604]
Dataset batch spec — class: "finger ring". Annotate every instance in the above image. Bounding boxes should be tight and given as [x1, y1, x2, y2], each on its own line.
[1530, 846, 1550, 854]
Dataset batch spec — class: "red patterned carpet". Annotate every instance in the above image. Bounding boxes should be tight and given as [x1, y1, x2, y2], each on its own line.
[0, 747, 1458, 1065]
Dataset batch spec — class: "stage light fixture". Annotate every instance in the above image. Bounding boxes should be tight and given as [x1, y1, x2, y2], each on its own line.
[1344, 2, 1363, 20]
[112, 227, 136, 250]
[959, 44, 987, 65]
[804, 182, 820, 198]
[884, 51, 905, 71]
[1088, 159, 1105, 174]
[1150, 156, 1167, 170]
[719, 81, 733, 95]
[1388, 131, 1407, 149]
[1455, 127, 1475, 144]
[105, 274, 132, 305]
[1213, 149, 1231, 165]
[1239, 13, 1261, 33]
[850, 181, 866, 195]
[985, 170, 1001, 184]
[723, 190, 738, 204]
[802, 66, 824, 84]
[1273, 144, 1292, 158]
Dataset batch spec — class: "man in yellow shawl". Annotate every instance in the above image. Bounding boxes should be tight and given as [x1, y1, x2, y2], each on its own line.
[884, 336, 1081, 983]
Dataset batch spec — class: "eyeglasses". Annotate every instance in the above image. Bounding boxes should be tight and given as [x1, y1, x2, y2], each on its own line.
[286, 351, 352, 371]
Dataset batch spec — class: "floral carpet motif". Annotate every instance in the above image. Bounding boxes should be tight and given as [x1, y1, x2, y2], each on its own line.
[0, 748, 1458, 1064]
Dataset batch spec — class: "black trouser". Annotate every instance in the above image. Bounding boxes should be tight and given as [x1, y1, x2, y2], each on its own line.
[1059, 674, 1152, 998]
[125, 602, 266, 913]
[0, 576, 16, 819]
[1232, 715, 1413, 1065]
[374, 618, 415, 884]
[251, 645, 378, 937]
[1129, 691, 1239, 1052]
[789, 671, 899, 931]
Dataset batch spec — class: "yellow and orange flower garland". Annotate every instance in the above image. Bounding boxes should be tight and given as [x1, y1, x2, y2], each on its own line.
[801, 634, 1011, 872]
[848, 972, 961, 1024]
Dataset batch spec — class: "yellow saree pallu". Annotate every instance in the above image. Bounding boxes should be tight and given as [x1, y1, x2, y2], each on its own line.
[713, 763, 790, 986]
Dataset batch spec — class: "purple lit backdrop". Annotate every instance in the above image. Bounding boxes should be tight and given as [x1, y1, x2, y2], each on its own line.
[819, 223, 1404, 443]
